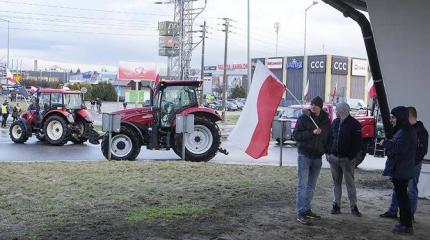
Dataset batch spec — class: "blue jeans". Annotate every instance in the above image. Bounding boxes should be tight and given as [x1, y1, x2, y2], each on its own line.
[388, 164, 422, 215]
[296, 154, 322, 214]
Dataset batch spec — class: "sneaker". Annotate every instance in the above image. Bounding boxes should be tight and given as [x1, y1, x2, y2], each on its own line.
[296, 213, 311, 225]
[379, 211, 397, 219]
[351, 206, 362, 217]
[331, 204, 341, 214]
[392, 224, 413, 235]
[304, 210, 321, 220]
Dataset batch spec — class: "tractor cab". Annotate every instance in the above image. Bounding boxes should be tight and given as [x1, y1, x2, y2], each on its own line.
[153, 80, 201, 128]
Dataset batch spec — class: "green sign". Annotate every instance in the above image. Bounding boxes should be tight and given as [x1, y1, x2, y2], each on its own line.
[125, 91, 145, 103]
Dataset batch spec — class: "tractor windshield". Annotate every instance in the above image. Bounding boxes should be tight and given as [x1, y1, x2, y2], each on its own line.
[64, 93, 83, 109]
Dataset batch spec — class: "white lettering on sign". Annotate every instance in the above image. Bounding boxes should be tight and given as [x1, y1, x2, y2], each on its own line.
[310, 61, 325, 69]
[333, 62, 347, 70]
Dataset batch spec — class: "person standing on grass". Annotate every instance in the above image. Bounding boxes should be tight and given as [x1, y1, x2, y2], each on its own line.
[381, 106, 417, 235]
[96, 98, 102, 114]
[327, 102, 362, 217]
[380, 106, 428, 221]
[293, 96, 332, 225]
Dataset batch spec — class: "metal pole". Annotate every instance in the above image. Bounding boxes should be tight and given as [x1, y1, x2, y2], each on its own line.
[302, 9, 308, 101]
[274, 22, 280, 57]
[200, 21, 206, 104]
[302, 2, 318, 101]
[279, 119, 283, 167]
[222, 18, 229, 123]
[247, 0, 251, 95]
[182, 117, 186, 160]
[108, 131, 112, 161]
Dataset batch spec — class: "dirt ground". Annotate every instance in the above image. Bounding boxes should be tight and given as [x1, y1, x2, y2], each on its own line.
[0, 161, 429, 240]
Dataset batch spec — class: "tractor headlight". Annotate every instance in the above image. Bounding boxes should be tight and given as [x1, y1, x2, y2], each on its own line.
[66, 114, 75, 123]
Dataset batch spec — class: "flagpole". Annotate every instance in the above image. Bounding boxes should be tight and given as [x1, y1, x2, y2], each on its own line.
[284, 86, 319, 128]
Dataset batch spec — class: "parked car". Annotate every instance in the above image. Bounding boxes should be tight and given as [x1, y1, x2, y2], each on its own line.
[226, 101, 239, 111]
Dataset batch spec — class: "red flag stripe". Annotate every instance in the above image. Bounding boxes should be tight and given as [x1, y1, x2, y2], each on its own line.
[245, 75, 285, 158]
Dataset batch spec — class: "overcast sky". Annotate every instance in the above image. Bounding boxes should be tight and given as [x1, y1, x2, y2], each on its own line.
[0, 0, 367, 72]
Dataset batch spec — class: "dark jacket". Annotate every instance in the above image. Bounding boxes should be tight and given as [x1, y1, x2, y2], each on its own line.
[413, 121, 428, 165]
[383, 107, 417, 180]
[293, 110, 332, 158]
[329, 115, 362, 160]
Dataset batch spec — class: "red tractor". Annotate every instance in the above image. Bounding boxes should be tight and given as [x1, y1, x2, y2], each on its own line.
[9, 88, 99, 145]
[101, 80, 224, 162]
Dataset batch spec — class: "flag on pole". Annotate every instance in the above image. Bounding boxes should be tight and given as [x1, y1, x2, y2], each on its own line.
[228, 61, 285, 159]
[366, 78, 376, 98]
[331, 81, 338, 103]
[303, 80, 309, 103]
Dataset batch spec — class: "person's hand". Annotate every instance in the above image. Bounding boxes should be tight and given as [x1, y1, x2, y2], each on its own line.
[313, 128, 322, 135]
[379, 139, 384, 145]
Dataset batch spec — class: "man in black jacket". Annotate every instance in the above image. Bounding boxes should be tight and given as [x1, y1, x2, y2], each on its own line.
[327, 102, 362, 217]
[293, 96, 332, 225]
[380, 107, 428, 222]
[381, 106, 417, 235]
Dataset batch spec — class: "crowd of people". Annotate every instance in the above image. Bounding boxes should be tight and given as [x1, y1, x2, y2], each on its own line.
[293, 96, 428, 235]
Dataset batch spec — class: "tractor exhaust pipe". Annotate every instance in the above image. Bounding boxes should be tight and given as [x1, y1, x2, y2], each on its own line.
[322, 0, 393, 138]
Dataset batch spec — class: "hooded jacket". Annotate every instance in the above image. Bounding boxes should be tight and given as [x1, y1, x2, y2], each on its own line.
[383, 106, 417, 180]
[413, 121, 429, 165]
[293, 109, 332, 158]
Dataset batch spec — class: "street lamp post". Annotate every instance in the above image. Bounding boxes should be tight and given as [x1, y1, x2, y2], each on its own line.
[302, 1, 318, 101]
[0, 18, 10, 87]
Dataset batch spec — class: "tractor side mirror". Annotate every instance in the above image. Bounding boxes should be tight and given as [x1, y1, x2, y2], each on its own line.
[150, 88, 154, 107]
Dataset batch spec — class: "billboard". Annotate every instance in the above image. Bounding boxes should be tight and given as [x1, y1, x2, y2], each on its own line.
[118, 61, 158, 81]
[159, 36, 178, 48]
[308, 55, 326, 73]
[266, 58, 283, 69]
[158, 21, 178, 36]
[352, 59, 368, 76]
[331, 56, 348, 75]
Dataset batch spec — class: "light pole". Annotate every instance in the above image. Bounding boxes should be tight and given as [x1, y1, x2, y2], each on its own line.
[0, 18, 10, 87]
[247, 0, 251, 95]
[274, 22, 280, 57]
[302, 1, 318, 101]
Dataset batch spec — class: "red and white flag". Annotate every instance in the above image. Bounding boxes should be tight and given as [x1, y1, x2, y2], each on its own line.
[331, 81, 338, 102]
[303, 80, 309, 103]
[366, 78, 376, 98]
[6, 68, 17, 84]
[228, 61, 285, 159]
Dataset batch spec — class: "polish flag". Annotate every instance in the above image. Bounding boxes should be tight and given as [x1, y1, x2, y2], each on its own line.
[6, 68, 17, 84]
[331, 81, 338, 102]
[366, 78, 376, 98]
[303, 80, 309, 103]
[228, 61, 285, 159]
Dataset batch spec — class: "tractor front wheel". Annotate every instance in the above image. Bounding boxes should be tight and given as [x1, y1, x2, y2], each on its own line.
[43, 115, 70, 146]
[173, 117, 221, 162]
[9, 120, 29, 144]
[101, 126, 141, 161]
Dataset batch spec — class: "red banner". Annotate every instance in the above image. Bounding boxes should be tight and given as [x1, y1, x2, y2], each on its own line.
[118, 61, 158, 81]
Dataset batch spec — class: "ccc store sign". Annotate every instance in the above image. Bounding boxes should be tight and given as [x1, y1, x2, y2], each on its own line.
[333, 62, 347, 71]
[310, 61, 325, 69]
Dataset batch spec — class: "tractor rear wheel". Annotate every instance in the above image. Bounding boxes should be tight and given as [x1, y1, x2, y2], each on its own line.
[71, 119, 90, 144]
[9, 121, 29, 144]
[173, 116, 221, 162]
[43, 115, 70, 146]
[101, 126, 141, 161]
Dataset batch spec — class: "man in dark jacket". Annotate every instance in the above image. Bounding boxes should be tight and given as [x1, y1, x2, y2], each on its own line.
[327, 102, 362, 216]
[293, 96, 332, 225]
[382, 106, 417, 235]
[380, 107, 428, 221]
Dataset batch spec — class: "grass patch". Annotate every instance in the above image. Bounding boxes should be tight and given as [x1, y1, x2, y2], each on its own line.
[127, 204, 214, 223]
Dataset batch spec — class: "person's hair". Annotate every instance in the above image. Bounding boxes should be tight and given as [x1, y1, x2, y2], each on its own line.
[408, 106, 417, 118]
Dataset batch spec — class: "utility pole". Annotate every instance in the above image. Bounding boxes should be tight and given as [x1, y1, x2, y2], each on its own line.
[274, 22, 280, 57]
[303, 1, 318, 101]
[221, 18, 231, 123]
[199, 21, 207, 104]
